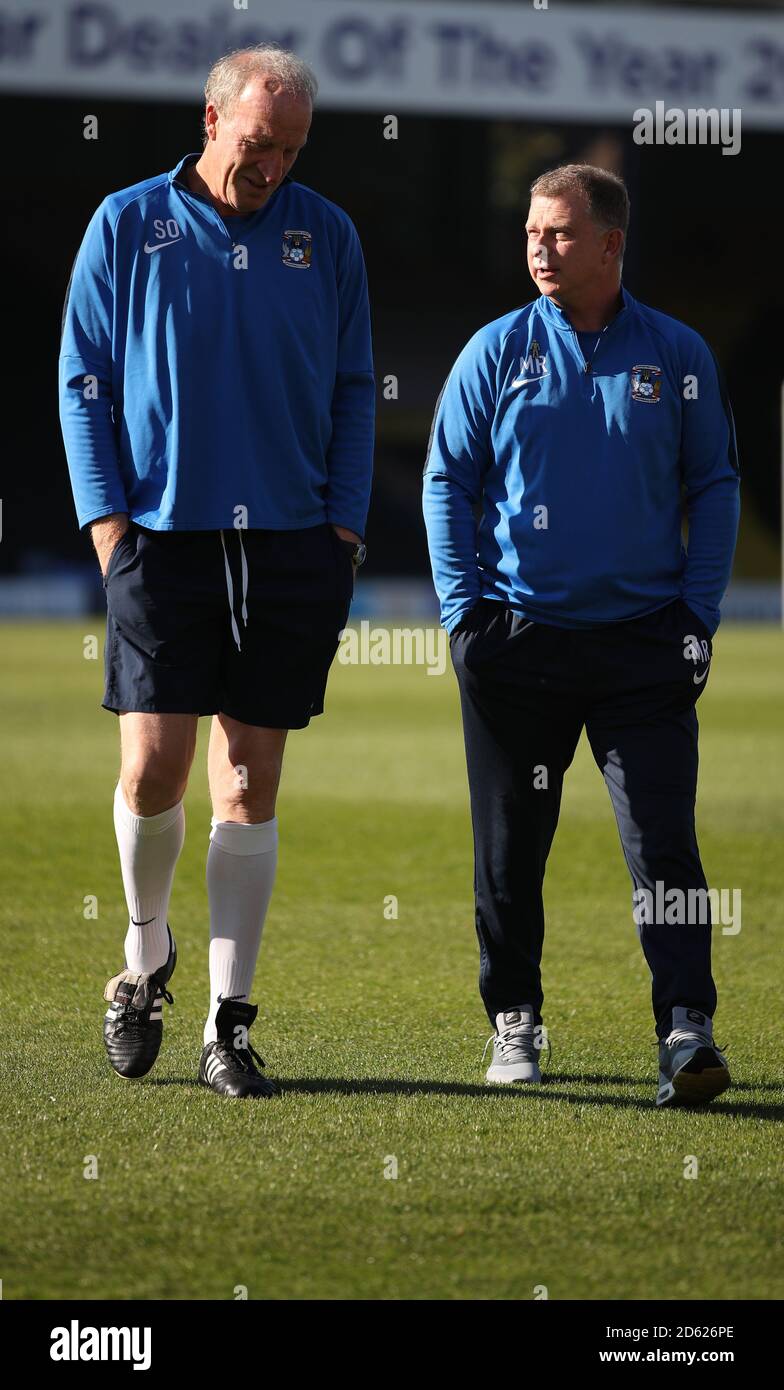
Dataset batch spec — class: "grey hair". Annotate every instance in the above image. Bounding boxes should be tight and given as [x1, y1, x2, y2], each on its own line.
[202, 45, 317, 143]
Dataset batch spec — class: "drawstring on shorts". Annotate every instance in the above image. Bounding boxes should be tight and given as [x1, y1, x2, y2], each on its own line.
[220, 528, 249, 651]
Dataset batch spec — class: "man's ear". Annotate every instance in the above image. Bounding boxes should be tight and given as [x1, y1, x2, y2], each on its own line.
[604, 228, 624, 262]
[204, 102, 220, 142]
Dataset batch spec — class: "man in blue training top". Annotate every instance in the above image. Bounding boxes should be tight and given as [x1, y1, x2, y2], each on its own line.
[59, 46, 374, 1099]
[423, 163, 739, 1108]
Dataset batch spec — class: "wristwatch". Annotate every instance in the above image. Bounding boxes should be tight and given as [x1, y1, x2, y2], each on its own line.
[342, 540, 367, 568]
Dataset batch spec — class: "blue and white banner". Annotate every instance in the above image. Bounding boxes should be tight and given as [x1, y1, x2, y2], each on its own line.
[1, 0, 783, 128]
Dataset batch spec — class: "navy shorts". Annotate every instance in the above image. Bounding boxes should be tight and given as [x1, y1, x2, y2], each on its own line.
[102, 522, 354, 728]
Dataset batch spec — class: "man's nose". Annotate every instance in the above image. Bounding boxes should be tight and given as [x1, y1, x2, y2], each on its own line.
[531, 240, 555, 264]
[255, 152, 284, 184]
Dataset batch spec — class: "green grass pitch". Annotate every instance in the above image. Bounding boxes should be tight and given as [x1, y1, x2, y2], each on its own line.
[1, 619, 782, 1301]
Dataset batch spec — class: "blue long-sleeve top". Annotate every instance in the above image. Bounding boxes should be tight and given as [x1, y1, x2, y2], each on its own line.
[59, 153, 374, 537]
[423, 288, 739, 636]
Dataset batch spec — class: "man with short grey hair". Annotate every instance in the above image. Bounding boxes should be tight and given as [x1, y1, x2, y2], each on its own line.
[59, 46, 374, 1098]
[424, 163, 739, 1107]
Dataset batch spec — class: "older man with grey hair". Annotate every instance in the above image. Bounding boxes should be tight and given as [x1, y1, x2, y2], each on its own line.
[59, 46, 375, 1098]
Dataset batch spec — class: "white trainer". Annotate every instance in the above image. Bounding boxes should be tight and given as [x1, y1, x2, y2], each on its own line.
[483, 1006, 546, 1084]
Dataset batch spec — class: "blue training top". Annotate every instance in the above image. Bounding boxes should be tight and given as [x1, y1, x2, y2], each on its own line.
[59, 153, 375, 538]
[422, 288, 740, 637]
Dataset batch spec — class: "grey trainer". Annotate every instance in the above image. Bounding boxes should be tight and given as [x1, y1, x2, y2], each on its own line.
[484, 1006, 546, 1084]
[657, 1006, 730, 1107]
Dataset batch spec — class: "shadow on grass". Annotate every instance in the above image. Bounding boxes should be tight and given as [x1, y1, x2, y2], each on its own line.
[142, 1074, 783, 1118]
[546, 1073, 782, 1094]
[144, 1077, 201, 1089]
[275, 1075, 784, 1118]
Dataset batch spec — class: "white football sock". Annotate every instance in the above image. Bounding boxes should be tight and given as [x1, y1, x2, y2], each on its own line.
[113, 783, 185, 974]
[204, 817, 278, 1044]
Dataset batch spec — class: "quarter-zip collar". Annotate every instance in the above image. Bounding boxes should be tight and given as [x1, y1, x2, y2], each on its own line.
[169, 151, 201, 188]
[538, 283, 635, 335]
[537, 284, 633, 375]
[168, 152, 290, 234]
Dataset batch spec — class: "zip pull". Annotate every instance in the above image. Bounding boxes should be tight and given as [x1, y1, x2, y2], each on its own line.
[577, 328, 603, 374]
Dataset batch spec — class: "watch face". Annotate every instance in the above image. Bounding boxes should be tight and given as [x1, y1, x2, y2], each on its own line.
[354, 543, 367, 567]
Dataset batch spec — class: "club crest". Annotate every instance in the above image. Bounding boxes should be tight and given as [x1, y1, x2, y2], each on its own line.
[282, 229, 312, 269]
[630, 363, 662, 403]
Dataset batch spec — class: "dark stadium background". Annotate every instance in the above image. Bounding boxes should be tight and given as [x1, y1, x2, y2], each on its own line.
[2, 0, 781, 590]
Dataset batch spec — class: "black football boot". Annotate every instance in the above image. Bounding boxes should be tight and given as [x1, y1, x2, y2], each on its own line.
[198, 999, 279, 1099]
[102, 926, 177, 1079]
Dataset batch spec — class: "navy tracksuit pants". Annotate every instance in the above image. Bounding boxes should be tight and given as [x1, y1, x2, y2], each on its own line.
[450, 596, 717, 1040]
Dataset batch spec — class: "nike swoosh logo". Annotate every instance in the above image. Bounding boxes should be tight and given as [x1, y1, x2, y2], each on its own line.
[693, 668, 710, 684]
[131, 917, 155, 926]
[217, 993, 246, 1003]
[143, 240, 181, 254]
[511, 377, 548, 388]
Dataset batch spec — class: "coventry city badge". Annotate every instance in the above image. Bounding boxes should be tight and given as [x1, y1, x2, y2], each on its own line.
[630, 364, 662, 403]
[282, 229, 312, 269]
